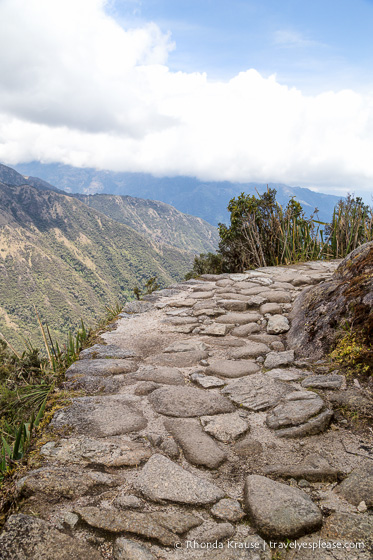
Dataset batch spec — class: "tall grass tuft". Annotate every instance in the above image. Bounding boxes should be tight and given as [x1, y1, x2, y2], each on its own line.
[188, 189, 373, 275]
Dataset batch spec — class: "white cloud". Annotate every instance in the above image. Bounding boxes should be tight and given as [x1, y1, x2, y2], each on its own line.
[0, 0, 373, 195]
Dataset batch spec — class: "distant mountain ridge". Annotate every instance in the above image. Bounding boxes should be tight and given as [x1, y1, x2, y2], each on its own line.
[0, 163, 218, 348]
[14, 161, 344, 226]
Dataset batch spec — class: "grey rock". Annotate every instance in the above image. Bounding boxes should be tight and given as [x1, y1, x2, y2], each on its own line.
[222, 374, 292, 411]
[134, 381, 160, 395]
[230, 342, 270, 359]
[16, 467, 115, 499]
[218, 299, 249, 311]
[159, 436, 180, 459]
[266, 315, 290, 334]
[66, 358, 138, 378]
[190, 372, 226, 388]
[266, 368, 306, 381]
[230, 273, 250, 281]
[124, 301, 153, 313]
[301, 374, 344, 390]
[75, 506, 177, 546]
[234, 436, 263, 458]
[231, 323, 261, 337]
[336, 461, 373, 507]
[264, 453, 340, 482]
[244, 475, 323, 539]
[259, 291, 292, 303]
[264, 350, 295, 369]
[79, 344, 136, 360]
[164, 340, 208, 353]
[151, 510, 203, 533]
[216, 312, 262, 325]
[211, 499, 246, 522]
[134, 454, 225, 504]
[52, 395, 147, 437]
[192, 291, 216, 299]
[114, 538, 155, 560]
[113, 494, 144, 510]
[206, 359, 260, 378]
[164, 418, 227, 468]
[270, 341, 285, 351]
[147, 350, 209, 367]
[275, 409, 333, 438]
[216, 278, 233, 287]
[40, 436, 151, 467]
[0, 514, 102, 560]
[167, 298, 196, 307]
[201, 413, 249, 442]
[322, 512, 373, 543]
[129, 366, 185, 385]
[188, 521, 236, 543]
[266, 391, 326, 430]
[260, 303, 282, 315]
[63, 512, 79, 529]
[287, 242, 373, 360]
[148, 386, 235, 417]
[201, 323, 233, 336]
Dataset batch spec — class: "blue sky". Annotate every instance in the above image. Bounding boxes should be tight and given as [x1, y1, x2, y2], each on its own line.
[0, 0, 372, 200]
[111, 0, 373, 92]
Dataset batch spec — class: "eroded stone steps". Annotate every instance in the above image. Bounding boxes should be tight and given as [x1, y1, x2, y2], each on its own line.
[1, 260, 372, 560]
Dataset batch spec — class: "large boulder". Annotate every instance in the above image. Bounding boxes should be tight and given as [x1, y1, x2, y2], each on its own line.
[287, 242, 373, 360]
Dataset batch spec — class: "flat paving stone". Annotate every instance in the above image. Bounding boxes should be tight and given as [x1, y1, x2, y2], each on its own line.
[201, 413, 249, 442]
[230, 342, 271, 359]
[301, 374, 344, 390]
[0, 514, 102, 560]
[259, 291, 292, 303]
[129, 366, 185, 385]
[216, 312, 262, 325]
[134, 454, 225, 504]
[266, 315, 290, 334]
[231, 324, 261, 337]
[264, 453, 340, 482]
[200, 324, 233, 336]
[210, 498, 245, 522]
[113, 538, 155, 560]
[164, 340, 208, 353]
[124, 301, 154, 313]
[206, 359, 260, 378]
[79, 344, 137, 359]
[222, 374, 292, 411]
[16, 467, 115, 499]
[260, 303, 283, 315]
[244, 475, 323, 539]
[66, 359, 139, 378]
[190, 373, 226, 388]
[274, 410, 333, 438]
[164, 418, 227, 468]
[52, 395, 147, 437]
[264, 350, 295, 369]
[321, 512, 373, 543]
[40, 436, 152, 467]
[336, 461, 373, 507]
[148, 385, 235, 417]
[75, 507, 177, 546]
[266, 391, 326, 430]
[218, 299, 249, 311]
[266, 368, 306, 381]
[147, 350, 209, 367]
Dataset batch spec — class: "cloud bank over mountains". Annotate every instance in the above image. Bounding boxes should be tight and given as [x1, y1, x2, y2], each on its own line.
[0, 0, 372, 195]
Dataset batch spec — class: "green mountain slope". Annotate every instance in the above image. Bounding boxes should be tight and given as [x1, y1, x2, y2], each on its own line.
[75, 193, 219, 254]
[0, 182, 193, 348]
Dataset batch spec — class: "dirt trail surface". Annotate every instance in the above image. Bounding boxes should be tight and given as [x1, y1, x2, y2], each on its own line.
[1, 261, 372, 560]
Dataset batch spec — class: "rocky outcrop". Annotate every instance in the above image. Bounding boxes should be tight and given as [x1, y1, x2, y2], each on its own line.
[287, 241, 373, 359]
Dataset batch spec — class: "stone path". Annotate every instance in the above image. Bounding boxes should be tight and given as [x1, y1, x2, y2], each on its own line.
[1, 261, 372, 560]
